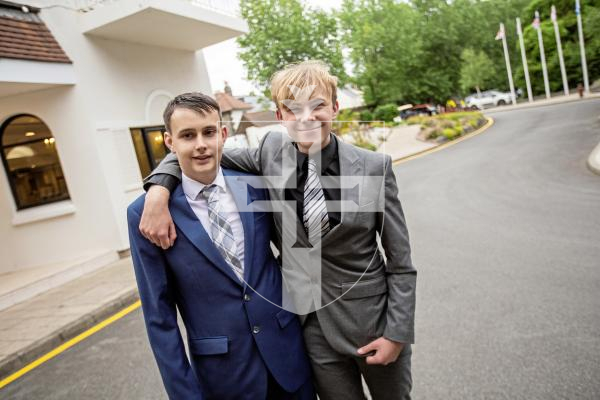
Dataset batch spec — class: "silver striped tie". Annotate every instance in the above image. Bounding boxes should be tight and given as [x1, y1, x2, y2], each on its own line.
[303, 158, 330, 245]
[200, 185, 244, 281]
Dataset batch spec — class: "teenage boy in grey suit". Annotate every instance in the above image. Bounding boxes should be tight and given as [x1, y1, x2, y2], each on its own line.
[140, 61, 417, 400]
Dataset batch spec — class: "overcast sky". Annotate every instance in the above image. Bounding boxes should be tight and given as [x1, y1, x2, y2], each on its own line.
[203, 0, 343, 96]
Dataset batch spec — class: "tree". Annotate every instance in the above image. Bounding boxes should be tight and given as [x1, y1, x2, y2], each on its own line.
[339, 0, 423, 105]
[237, 0, 346, 97]
[412, 0, 529, 101]
[515, 0, 600, 94]
[459, 48, 496, 96]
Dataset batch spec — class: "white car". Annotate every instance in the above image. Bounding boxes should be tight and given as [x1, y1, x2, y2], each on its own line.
[465, 90, 512, 109]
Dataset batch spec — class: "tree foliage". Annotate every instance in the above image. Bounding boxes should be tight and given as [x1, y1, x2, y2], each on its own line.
[340, 0, 529, 103]
[236, 0, 599, 105]
[459, 49, 496, 95]
[338, 0, 423, 105]
[237, 0, 346, 97]
[516, 0, 600, 94]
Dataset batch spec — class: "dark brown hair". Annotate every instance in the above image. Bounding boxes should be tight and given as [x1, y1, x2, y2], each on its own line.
[163, 92, 221, 132]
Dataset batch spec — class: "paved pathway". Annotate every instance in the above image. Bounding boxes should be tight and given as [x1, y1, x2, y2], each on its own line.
[0, 258, 137, 380]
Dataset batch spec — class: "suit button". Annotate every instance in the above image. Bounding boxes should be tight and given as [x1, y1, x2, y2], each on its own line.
[244, 294, 251, 302]
[252, 326, 261, 334]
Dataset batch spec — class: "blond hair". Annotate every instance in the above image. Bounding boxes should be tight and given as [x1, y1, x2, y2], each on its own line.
[270, 60, 338, 109]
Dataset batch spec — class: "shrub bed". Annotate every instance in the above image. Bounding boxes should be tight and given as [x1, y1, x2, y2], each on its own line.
[407, 112, 487, 143]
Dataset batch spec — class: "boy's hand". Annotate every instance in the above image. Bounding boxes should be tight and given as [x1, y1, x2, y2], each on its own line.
[140, 185, 176, 249]
[357, 337, 405, 366]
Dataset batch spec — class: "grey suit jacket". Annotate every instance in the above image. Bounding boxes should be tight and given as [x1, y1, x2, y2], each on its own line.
[146, 132, 416, 356]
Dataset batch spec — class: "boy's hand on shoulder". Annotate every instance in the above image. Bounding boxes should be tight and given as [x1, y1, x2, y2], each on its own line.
[140, 185, 176, 249]
[357, 337, 405, 366]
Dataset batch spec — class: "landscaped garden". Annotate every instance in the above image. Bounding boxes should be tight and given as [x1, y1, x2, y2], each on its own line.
[405, 111, 488, 143]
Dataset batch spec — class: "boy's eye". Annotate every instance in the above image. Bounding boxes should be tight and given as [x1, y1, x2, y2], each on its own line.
[183, 133, 194, 139]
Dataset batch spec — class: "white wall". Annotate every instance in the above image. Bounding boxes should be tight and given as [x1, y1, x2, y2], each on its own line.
[0, 5, 215, 273]
[231, 109, 244, 131]
[0, 86, 118, 272]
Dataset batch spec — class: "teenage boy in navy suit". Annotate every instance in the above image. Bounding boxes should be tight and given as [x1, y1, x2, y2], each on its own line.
[127, 92, 314, 399]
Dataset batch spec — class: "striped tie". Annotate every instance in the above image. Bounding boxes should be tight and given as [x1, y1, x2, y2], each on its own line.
[200, 185, 244, 281]
[303, 158, 330, 245]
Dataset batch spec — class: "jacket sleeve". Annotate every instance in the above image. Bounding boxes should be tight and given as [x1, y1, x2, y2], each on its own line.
[376, 155, 417, 344]
[220, 146, 262, 174]
[143, 152, 181, 192]
[143, 133, 271, 192]
[127, 204, 204, 399]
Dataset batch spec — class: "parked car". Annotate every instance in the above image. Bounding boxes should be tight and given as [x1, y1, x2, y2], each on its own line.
[398, 104, 437, 119]
[465, 90, 512, 109]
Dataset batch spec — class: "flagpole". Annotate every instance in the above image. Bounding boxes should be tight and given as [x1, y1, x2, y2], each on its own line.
[535, 10, 551, 99]
[551, 5, 569, 96]
[516, 18, 533, 102]
[500, 23, 517, 105]
[575, 0, 590, 93]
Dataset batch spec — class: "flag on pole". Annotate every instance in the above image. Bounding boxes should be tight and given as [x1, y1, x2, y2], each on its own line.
[551, 5, 557, 22]
[495, 25, 504, 40]
[532, 13, 540, 29]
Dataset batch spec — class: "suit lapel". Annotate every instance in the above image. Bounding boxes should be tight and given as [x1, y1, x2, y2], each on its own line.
[170, 185, 243, 286]
[320, 139, 362, 246]
[275, 136, 299, 200]
[223, 170, 255, 285]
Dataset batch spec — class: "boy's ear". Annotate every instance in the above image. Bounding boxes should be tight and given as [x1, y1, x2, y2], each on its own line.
[220, 123, 229, 142]
[275, 108, 283, 121]
[332, 100, 340, 118]
[164, 132, 174, 152]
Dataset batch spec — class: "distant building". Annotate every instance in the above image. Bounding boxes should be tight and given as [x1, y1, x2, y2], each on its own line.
[0, 0, 247, 301]
[237, 95, 276, 113]
[337, 84, 365, 110]
[236, 110, 284, 148]
[215, 91, 253, 133]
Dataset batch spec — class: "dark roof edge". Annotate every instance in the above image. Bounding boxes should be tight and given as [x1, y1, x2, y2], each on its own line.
[0, 1, 40, 13]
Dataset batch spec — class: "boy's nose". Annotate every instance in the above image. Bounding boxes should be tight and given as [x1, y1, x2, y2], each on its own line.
[299, 107, 316, 122]
[194, 138, 207, 151]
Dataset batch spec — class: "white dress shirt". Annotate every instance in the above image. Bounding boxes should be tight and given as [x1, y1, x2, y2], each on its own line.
[181, 169, 245, 269]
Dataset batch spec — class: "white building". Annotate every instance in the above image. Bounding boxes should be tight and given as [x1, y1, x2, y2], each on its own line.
[337, 84, 365, 110]
[0, 0, 247, 306]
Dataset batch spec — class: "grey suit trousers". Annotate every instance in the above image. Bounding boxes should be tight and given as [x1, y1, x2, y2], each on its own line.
[303, 312, 412, 400]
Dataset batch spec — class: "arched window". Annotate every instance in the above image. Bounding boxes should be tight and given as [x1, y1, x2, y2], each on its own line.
[1, 114, 70, 210]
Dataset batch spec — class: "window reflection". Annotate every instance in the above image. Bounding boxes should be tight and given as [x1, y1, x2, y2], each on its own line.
[130, 126, 168, 180]
[1, 115, 70, 209]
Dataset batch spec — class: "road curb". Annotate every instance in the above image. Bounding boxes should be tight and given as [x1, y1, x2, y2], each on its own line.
[587, 141, 600, 176]
[0, 288, 139, 380]
[393, 117, 494, 165]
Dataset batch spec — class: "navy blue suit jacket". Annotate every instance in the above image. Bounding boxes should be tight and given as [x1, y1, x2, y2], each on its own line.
[127, 169, 311, 399]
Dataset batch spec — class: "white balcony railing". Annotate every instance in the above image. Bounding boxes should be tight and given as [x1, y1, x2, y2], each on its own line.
[75, 0, 240, 18]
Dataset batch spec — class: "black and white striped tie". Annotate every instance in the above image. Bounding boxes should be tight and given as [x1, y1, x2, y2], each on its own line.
[303, 158, 330, 245]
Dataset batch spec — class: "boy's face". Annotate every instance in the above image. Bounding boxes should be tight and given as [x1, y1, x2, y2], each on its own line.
[164, 108, 227, 184]
[277, 89, 339, 154]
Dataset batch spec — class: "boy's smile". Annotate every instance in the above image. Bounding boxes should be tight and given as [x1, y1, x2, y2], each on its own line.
[277, 89, 339, 154]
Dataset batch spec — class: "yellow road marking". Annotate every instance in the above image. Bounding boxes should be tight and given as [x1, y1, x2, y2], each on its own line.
[393, 117, 495, 165]
[0, 300, 141, 389]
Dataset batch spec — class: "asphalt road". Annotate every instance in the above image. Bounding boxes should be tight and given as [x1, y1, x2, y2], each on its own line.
[2, 99, 600, 399]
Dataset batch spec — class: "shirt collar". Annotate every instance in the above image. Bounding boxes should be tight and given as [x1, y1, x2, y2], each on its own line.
[182, 168, 226, 201]
[295, 133, 338, 174]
